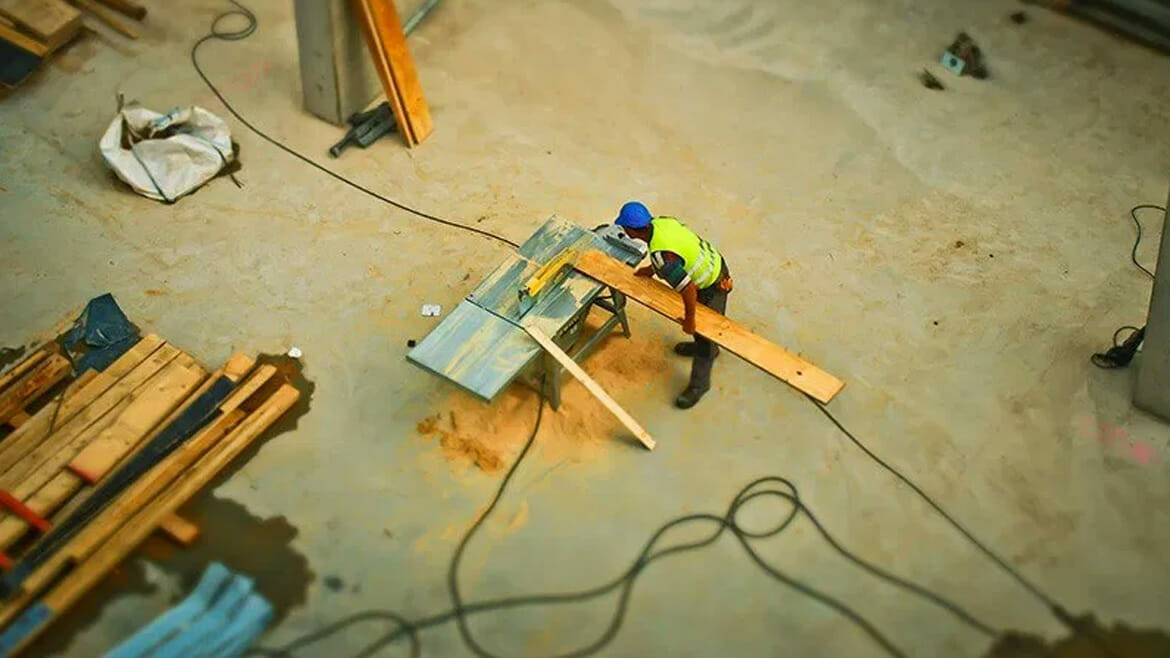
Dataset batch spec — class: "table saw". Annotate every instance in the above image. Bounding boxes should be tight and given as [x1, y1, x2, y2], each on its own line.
[407, 216, 646, 408]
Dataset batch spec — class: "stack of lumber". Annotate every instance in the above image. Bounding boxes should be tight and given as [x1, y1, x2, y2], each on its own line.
[0, 335, 301, 656]
[0, 0, 145, 87]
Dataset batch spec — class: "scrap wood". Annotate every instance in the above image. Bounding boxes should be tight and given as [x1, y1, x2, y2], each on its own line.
[0, 341, 177, 497]
[0, 354, 206, 552]
[349, 0, 433, 146]
[0, 355, 71, 427]
[68, 0, 136, 39]
[0, 336, 161, 479]
[0, 348, 49, 394]
[92, 0, 143, 20]
[155, 514, 199, 547]
[525, 327, 655, 450]
[575, 249, 845, 404]
[0, 383, 301, 656]
[0, 0, 80, 49]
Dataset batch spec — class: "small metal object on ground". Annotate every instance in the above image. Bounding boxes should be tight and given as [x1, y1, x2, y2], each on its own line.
[941, 32, 988, 78]
[421, 304, 441, 317]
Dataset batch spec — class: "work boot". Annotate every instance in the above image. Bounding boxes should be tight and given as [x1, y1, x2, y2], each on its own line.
[675, 385, 708, 409]
[673, 342, 719, 358]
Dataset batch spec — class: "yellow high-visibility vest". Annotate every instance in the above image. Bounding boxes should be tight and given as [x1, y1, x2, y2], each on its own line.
[649, 217, 723, 290]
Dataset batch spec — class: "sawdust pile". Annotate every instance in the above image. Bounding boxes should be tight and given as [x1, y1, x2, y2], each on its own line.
[417, 315, 673, 473]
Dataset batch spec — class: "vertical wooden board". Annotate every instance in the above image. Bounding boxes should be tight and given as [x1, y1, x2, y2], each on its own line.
[350, 0, 432, 145]
[0, 335, 163, 475]
[575, 250, 845, 403]
[0, 0, 80, 48]
[0, 343, 179, 494]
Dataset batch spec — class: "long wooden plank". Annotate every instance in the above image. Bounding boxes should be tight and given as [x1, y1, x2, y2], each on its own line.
[68, 0, 137, 38]
[0, 385, 300, 655]
[0, 348, 48, 394]
[0, 0, 81, 49]
[0, 341, 177, 494]
[0, 336, 163, 477]
[525, 327, 655, 450]
[350, 0, 433, 146]
[575, 250, 845, 404]
[0, 355, 70, 426]
[0, 356, 206, 550]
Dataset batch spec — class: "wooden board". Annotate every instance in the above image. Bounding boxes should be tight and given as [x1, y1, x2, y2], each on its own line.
[156, 514, 200, 547]
[0, 0, 81, 49]
[525, 327, 655, 450]
[0, 354, 70, 425]
[575, 250, 845, 404]
[350, 0, 432, 146]
[69, 0, 137, 38]
[93, 0, 144, 19]
[0, 336, 161, 477]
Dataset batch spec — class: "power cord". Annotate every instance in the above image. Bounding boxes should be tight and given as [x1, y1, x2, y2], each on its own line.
[251, 390, 998, 658]
[1091, 204, 1166, 369]
[190, 0, 519, 249]
[192, 2, 1092, 655]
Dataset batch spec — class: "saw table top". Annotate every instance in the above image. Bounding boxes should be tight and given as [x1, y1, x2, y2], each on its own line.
[407, 216, 643, 401]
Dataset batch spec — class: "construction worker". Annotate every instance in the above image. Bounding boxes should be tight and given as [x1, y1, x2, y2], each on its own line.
[614, 201, 732, 409]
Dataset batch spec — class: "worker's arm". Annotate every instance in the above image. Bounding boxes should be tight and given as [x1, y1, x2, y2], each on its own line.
[680, 282, 698, 335]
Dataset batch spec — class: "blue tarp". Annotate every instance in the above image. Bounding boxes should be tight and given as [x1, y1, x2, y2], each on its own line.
[62, 294, 140, 373]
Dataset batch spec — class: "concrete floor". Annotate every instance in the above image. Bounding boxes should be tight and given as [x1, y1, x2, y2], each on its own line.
[2, 0, 1170, 655]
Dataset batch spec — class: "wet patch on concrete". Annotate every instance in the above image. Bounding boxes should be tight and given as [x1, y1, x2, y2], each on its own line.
[21, 559, 157, 657]
[139, 494, 314, 625]
[205, 353, 315, 489]
[985, 616, 1170, 657]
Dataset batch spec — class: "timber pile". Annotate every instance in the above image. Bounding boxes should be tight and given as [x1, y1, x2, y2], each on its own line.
[0, 335, 300, 656]
[0, 0, 145, 88]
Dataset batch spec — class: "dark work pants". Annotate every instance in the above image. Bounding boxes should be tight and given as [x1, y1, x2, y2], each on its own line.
[688, 262, 730, 392]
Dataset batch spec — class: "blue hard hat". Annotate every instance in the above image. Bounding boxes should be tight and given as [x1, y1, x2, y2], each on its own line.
[615, 202, 652, 229]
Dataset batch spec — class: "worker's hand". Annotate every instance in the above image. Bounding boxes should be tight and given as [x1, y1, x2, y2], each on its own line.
[682, 315, 696, 335]
[634, 266, 654, 278]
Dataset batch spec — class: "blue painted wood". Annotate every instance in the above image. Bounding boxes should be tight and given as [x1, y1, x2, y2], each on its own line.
[202, 593, 273, 658]
[151, 575, 254, 657]
[0, 601, 49, 657]
[407, 216, 642, 401]
[105, 563, 233, 658]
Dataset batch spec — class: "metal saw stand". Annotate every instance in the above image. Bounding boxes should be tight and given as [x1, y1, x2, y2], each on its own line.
[521, 286, 630, 409]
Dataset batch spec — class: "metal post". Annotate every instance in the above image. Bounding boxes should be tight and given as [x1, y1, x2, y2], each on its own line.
[1134, 183, 1170, 419]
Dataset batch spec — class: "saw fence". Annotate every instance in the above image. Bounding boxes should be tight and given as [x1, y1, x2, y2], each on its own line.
[0, 335, 300, 656]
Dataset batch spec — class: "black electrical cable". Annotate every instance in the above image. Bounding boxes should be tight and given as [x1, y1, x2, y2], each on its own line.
[1091, 203, 1166, 369]
[251, 389, 998, 658]
[1128, 204, 1163, 280]
[190, 0, 520, 249]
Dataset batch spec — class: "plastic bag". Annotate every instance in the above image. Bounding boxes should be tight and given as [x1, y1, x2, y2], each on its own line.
[99, 103, 236, 203]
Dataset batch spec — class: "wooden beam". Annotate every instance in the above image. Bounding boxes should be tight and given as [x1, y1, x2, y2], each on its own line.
[575, 249, 845, 404]
[0, 347, 48, 394]
[92, 0, 144, 19]
[0, 355, 70, 426]
[349, 0, 433, 146]
[525, 327, 655, 450]
[0, 336, 161, 477]
[156, 514, 200, 547]
[0, 385, 301, 655]
[0, 0, 81, 49]
[68, 0, 136, 38]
